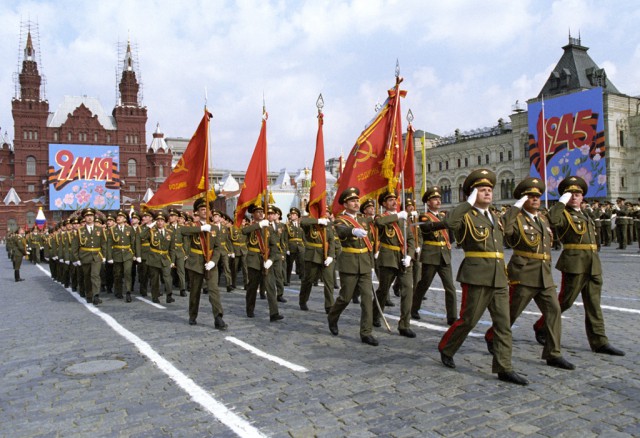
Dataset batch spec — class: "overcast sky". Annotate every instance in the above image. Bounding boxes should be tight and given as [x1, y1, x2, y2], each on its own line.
[1, 0, 638, 173]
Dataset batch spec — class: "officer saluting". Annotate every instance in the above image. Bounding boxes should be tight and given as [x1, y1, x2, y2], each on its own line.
[485, 177, 575, 370]
[71, 208, 107, 305]
[533, 176, 625, 356]
[438, 169, 528, 385]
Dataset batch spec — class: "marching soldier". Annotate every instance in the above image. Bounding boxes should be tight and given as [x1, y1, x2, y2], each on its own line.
[141, 211, 175, 304]
[286, 207, 305, 285]
[28, 226, 43, 264]
[614, 198, 629, 249]
[372, 190, 416, 338]
[103, 214, 116, 294]
[107, 210, 141, 302]
[327, 187, 378, 346]
[242, 204, 284, 321]
[138, 210, 153, 297]
[600, 202, 613, 246]
[11, 227, 28, 282]
[298, 206, 336, 313]
[71, 208, 107, 305]
[272, 206, 288, 303]
[168, 208, 187, 297]
[181, 198, 227, 328]
[229, 217, 249, 290]
[438, 169, 528, 385]
[405, 199, 422, 294]
[412, 186, 458, 326]
[212, 209, 233, 291]
[484, 177, 575, 370]
[533, 176, 625, 356]
[352, 198, 377, 304]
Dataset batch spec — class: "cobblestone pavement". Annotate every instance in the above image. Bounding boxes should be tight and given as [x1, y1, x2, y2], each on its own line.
[1, 245, 639, 437]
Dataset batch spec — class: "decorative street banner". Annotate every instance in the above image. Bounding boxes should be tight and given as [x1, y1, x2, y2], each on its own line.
[47, 144, 120, 211]
[528, 87, 606, 199]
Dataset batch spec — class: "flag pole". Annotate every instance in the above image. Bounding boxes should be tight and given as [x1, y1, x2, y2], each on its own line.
[203, 91, 211, 265]
[421, 131, 427, 213]
[541, 94, 548, 209]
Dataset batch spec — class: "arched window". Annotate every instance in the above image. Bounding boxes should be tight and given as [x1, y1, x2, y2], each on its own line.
[53, 132, 59, 141]
[128, 158, 137, 177]
[158, 166, 164, 178]
[26, 156, 36, 176]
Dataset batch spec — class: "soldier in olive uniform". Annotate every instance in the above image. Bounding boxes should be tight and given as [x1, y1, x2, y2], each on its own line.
[533, 176, 625, 356]
[242, 204, 284, 321]
[438, 169, 528, 386]
[485, 177, 574, 370]
[327, 187, 378, 346]
[211, 210, 233, 291]
[614, 198, 629, 249]
[167, 208, 187, 296]
[141, 211, 175, 304]
[373, 190, 416, 338]
[412, 186, 458, 326]
[11, 227, 28, 282]
[180, 198, 227, 328]
[286, 207, 305, 285]
[352, 199, 377, 304]
[138, 210, 153, 296]
[107, 210, 141, 302]
[28, 227, 43, 264]
[71, 208, 107, 305]
[230, 217, 249, 290]
[299, 206, 335, 313]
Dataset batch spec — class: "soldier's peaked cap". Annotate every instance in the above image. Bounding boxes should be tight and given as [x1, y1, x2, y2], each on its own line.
[513, 177, 545, 199]
[378, 190, 397, 205]
[422, 186, 442, 203]
[462, 169, 496, 196]
[558, 176, 588, 195]
[339, 187, 360, 205]
[82, 207, 96, 217]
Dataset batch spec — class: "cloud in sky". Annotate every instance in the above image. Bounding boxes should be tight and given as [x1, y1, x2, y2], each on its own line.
[0, 0, 638, 173]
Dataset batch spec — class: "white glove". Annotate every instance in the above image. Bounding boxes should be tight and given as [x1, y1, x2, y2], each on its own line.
[374, 251, 379, 259]
[317, 218, 329, 226]
[559, 192, 572, 205]
[411, 211, 418, 218]
[259, 219, 270, 228]
[204, 260, 215, 271]
[402, 255, 412, 267]
[324, 256, 333, 266]
[467, 188, 478, 206]
[65, 260, 70, 265]
[74, 261, 82, 267]
[264, 259, 273, 270]
[352, 228, 368, 238]
[59, 259, 65, 264]
[229, 253, 235, 258]
[415, 247, 421, 255]
[286, 251, 290, 255]
[52, 256, 58, 260]
[107, 259, 114, 264]
[135, 257, 141, 263]
[397, 211, 408, 220]
[514, 195, 528, 209]
[102, 258, 106, 263]
[200, 224, 211, 232]
[149, 221, 156, 228]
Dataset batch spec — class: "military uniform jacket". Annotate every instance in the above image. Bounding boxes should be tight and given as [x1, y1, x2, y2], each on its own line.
[446, 202, 508, 288]
[60, 230, 73, 261]
[300, 217, 336, 264]
[548, 203, 601, 276]
[242, 222, 281, 270]
[286, 222, 305, 253]
[214, 223, 232, 255]
[72, 225, 107, 263]
[107, 224, 141, 262]
[276, 223, 287, 261]
[418, 210, 452, 266]
[168, 223, 186, 263]
[333, 213, 374, 274]
[140, 226, 175, 269]
[374, 212, 415, 269]
[12, 235, 28, 259]
[139, 224, 151, 260]
[229, 226, 248, 257]
[502, 207, 554, 289]
[178, 224, 221, 274]
[29, 233, 44, 251]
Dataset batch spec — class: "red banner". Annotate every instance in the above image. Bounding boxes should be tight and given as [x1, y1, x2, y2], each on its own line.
[308, 111, 327, 219]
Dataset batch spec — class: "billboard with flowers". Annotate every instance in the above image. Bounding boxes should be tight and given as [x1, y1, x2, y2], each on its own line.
[47, 144, 120, 211]
[527, 87, 606, 200]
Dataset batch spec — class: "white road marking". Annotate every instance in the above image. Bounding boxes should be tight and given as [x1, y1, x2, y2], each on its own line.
[36, 264, 267, 438]
[574, 301, 640, 314]
[135, 296, 166, 309]
[225, 336, 308, 373]
[383, 314, 484, 338]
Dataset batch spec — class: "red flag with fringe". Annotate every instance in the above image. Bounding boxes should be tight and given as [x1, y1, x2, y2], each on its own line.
[235, 112, 269, 227]
[402, 123, 416, 199]
[331, 77, 406, 215]
[145, 110, 211, 208]
[308, 110, 327, 219]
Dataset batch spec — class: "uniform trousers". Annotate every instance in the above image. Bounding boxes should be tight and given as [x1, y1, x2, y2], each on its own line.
[327, 272, 373, 337]
[246, 266, 279, 317]
[149, 264, 172, 301]
[534, 272, 608, 350]
[81, 259, 102, 300]
[113, 259, 133, 295]
[413, 262, 458, 322]
[188, 268, 223, 321]
[486, 284, 562, 359]
[439, 283, 513, 373]
[299, 260, 335, 311]
[374, 265, 413, 330]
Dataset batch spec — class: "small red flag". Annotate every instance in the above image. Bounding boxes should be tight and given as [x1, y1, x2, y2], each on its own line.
[308, 111, 327, 219]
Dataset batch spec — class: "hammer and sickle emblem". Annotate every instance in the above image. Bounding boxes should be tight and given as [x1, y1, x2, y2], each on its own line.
[353, 139, 377, 167]
[174, 157, 188, 173]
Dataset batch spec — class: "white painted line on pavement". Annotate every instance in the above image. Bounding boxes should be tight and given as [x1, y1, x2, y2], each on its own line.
[574, 301, 640, 314]
[225, 336, 308, 373]
[135, 296, 166, 309]
[383, 314, 484, 338]
[36, 264, 267, 438]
